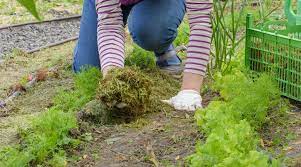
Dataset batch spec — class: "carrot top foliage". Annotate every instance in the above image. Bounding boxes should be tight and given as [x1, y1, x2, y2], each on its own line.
[188, 72, 287, 167]
[125, 45, 156, 69]
[0, 68, 101, 166]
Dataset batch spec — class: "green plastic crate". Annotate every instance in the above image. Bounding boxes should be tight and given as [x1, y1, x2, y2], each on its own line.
[245, 14, 301, 101]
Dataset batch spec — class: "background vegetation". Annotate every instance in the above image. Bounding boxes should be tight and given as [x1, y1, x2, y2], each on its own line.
[0, 0, 82, 25]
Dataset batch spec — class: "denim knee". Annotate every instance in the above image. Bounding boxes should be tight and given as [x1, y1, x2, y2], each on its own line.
[129, 20, 177, 53]
[127, 0, 185, 53]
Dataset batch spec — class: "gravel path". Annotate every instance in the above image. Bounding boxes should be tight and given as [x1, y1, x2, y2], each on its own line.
[0, 18, 80, 58]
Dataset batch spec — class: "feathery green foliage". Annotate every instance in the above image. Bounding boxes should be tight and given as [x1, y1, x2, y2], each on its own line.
[54, 68, 101, 112]
[0, 108, 77, 166]
[213, 72, 283, 130]
[0, 68, 101, 166]
[125, 44, 156, 69]
[188, 72, 286, 166]
[174, 20, 190, 47]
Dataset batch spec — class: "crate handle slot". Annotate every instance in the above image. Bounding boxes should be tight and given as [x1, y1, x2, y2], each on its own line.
[285, 0, 301, 26]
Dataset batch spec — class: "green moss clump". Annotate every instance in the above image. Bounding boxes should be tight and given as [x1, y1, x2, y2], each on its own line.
[79, 100, 111, 124]
[97, 67, 154, 116]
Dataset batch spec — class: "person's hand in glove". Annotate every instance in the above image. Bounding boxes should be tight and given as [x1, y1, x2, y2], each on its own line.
[162, 90, 202, 111]
[162, 72, 204, 112]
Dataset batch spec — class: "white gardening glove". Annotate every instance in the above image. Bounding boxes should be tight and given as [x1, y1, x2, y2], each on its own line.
[162, 90, 203, 111]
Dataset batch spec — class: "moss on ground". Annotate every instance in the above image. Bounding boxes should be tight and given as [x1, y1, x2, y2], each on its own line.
[97, 67, 180, 118]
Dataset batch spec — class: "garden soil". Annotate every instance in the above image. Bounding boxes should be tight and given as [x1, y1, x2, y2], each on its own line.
[0, 42, 300, 166]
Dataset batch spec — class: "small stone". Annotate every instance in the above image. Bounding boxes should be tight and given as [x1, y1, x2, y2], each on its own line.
[0, 100, 6, 108]
[105, 137, 122, 145]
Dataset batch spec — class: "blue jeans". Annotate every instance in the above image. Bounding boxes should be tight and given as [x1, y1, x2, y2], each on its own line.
[73, 0, 186, 72]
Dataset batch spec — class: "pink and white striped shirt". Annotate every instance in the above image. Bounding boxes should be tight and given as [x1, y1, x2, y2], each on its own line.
[96, 0, 212, 76]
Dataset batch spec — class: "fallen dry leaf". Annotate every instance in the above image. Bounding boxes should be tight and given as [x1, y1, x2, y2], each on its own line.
[283, 146, 293, 151]
[260, 139, 265, 147]
[36, 68, 48, 82]
[8, 83, 26, 96]
[145, 141, 159, 167]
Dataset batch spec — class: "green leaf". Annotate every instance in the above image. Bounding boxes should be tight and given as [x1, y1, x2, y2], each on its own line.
[17, 0, 41, 20]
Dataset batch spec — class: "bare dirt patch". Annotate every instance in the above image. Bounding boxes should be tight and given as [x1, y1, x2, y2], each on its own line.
[73, 110, 200, 167]
[70, 91, 216, 167]
[285, 111, 301, 167]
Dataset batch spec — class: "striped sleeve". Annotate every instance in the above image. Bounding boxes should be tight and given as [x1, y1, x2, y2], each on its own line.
[95, 0, 125, 72]
[185, 0, 213, 76]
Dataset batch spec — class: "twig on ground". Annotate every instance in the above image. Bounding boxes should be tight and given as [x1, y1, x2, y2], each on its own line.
[0, 67, 57, 111]
[145, 141, 160, 167]
[108, 148, 142, 163]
